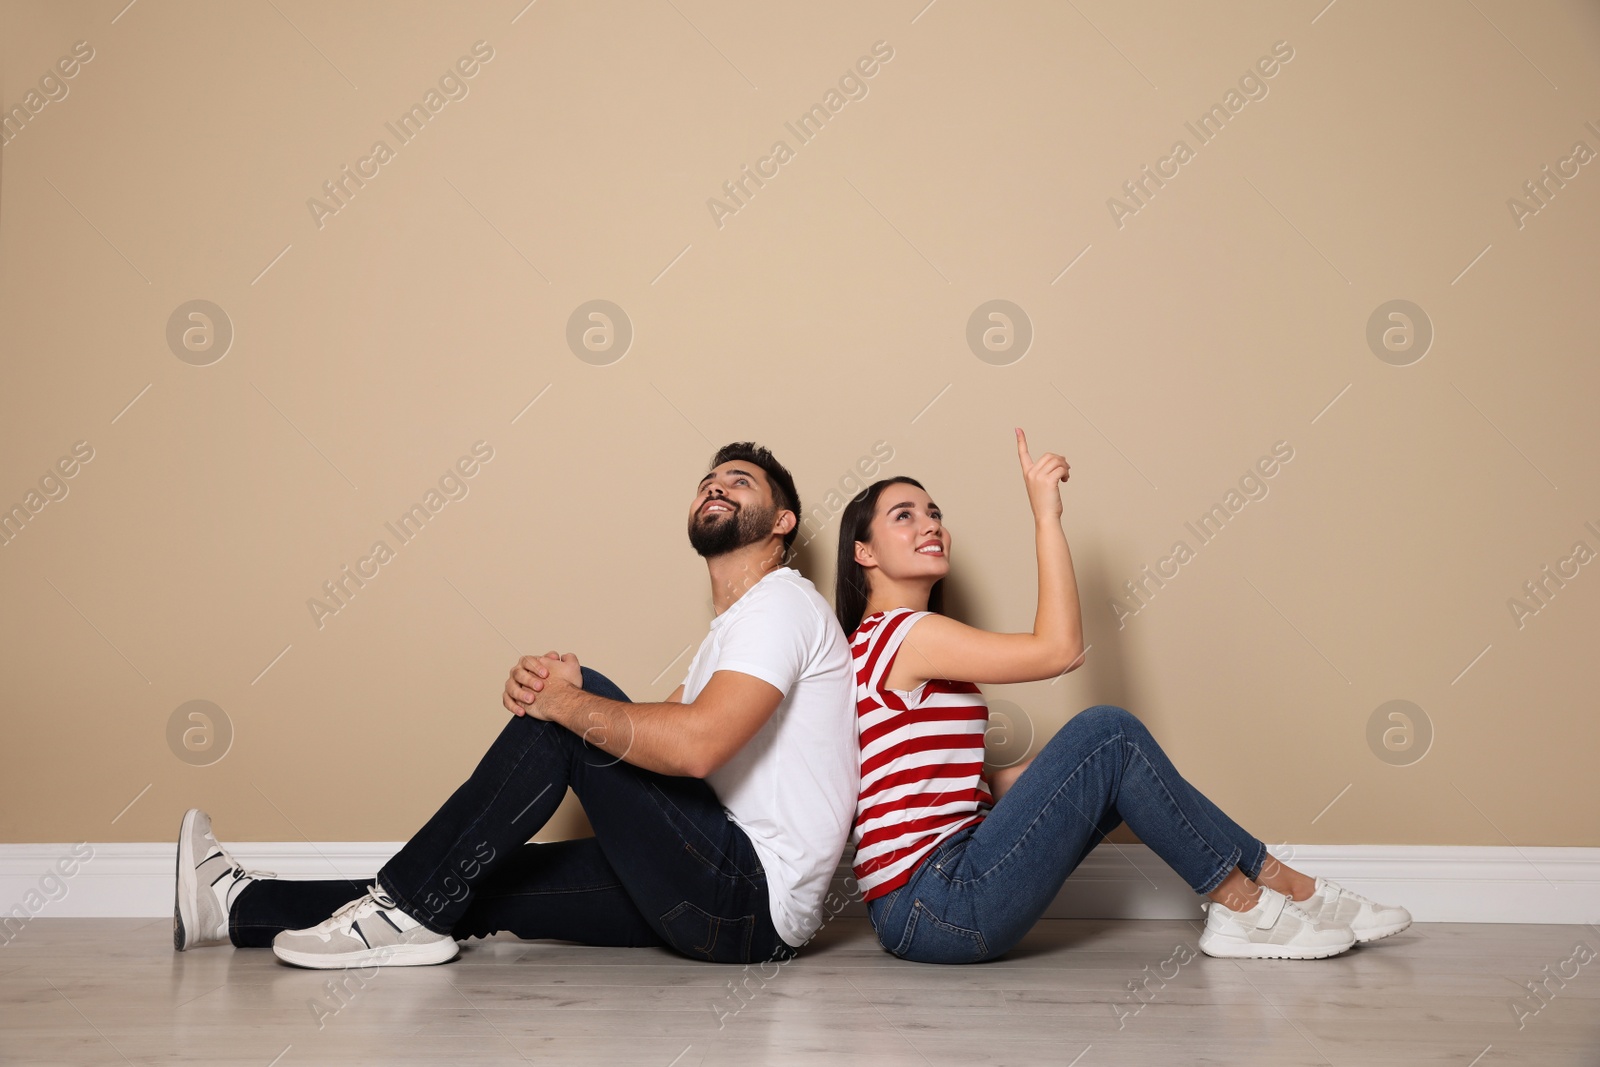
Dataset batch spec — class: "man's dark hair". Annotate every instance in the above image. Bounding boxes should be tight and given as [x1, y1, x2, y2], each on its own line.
[706, 442, 802, 551]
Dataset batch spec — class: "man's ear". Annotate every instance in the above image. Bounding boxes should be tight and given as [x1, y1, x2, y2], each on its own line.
[773, 509, 796, 538]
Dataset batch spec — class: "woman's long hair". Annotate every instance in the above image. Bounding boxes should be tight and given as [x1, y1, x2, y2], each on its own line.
[835, 476, 945, 636]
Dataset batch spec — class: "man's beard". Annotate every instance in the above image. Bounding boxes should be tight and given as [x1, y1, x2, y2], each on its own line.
[688, 500, 777, 558]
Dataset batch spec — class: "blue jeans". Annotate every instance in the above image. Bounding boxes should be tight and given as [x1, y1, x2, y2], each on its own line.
[866, 705, 1267, 963]
[231, 669, 794, 964]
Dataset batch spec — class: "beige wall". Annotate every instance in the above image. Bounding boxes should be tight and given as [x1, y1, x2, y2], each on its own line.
[2, 0, 1597, 850]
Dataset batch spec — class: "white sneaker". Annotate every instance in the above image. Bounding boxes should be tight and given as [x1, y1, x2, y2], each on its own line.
[174, 809, 273, 951]
[1198, 886, 1355, 960]
[1296, 877, 1412, 943]
[272, 883, 458, 969]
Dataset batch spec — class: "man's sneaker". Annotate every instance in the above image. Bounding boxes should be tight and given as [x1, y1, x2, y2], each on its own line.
[1295, 877, 1412, 943]
[272, 884, 458, 969]
[1198, 886, 1356, 960]
[174, 809, 273, 951]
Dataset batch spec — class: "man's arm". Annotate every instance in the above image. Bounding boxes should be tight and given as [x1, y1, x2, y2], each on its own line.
[531, 669, 778, 779]
[502, 653, 684, 714]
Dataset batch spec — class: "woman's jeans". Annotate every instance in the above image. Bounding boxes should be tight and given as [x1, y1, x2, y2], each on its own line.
[866, 705, 1267, 964]
[230, 669, 794, 964]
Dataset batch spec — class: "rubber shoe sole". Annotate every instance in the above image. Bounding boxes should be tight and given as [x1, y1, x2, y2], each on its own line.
[1198, 928, 1355, 960]
[273, 938, 459, 970]
[173, 809, 202, 951]
[1354, 916, 1412, 943]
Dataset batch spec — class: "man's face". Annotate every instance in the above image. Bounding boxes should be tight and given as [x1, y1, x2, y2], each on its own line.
[688, 461, 781, 558]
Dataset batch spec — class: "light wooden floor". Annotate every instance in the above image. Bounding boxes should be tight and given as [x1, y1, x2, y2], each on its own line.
[1, 917, 1595, 1065]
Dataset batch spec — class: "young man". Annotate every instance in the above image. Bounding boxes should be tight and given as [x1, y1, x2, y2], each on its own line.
[174, 443, 858, 967]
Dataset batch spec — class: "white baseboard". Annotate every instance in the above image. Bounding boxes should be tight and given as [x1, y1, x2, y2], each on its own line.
[2, 842, 1598, 926]
[0, 842, 403, 927]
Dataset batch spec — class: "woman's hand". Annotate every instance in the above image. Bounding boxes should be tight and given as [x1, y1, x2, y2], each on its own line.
[882, 430, 1085, 689]
[1016, 428, 1070, 521]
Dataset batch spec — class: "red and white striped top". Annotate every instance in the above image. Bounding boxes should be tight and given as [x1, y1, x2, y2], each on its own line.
[850, 608, 993, 901]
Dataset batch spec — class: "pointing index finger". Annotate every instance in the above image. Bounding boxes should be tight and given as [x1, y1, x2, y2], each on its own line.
[1015, 427, 1034, 469]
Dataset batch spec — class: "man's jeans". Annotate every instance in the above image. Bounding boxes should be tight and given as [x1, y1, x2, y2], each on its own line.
[231, 669, 794, 964]
[866, 705, 1268, 964]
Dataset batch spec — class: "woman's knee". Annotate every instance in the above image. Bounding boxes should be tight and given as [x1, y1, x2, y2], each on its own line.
[1072, 704, 1142, 737]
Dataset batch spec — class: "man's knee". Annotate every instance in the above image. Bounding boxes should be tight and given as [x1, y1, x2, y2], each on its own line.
[579, 666, 630, 703]
[498, 710, 570, 749]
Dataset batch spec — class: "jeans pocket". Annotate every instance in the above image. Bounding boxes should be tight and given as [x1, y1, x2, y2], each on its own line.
[896, 898, 988, 964]
[658, 901, 755, 963]
[924, 827, 976, 886]
[867, 888, 902, 953]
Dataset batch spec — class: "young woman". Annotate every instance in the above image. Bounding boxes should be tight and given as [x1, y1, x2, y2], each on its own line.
[835, 429, 1410, 963]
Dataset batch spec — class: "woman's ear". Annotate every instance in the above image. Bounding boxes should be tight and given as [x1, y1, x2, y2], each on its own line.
[853, 540, 875, 569]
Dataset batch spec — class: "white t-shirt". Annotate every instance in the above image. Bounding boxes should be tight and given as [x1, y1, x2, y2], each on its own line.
[683, 566, 856, 948]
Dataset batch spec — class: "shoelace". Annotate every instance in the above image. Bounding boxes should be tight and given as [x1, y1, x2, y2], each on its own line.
[205, 847, 275, 882]
[202, 846, 275, 913]
[1325, 880, 1379, 908]
[1282, 898, 1321, 923]
[325, 884, 396, 931]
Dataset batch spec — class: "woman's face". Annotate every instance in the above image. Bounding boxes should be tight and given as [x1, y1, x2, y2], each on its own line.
[855, 482, 950, 586]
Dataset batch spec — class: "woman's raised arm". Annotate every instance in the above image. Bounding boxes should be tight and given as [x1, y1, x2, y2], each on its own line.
[888, 428, 1085, 688]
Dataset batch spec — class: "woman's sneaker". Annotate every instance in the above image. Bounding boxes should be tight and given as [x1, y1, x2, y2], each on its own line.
[1295, 877, 1412, 942]
[174, 809, 273, 951]
[272, 884, 458, 969]
[1198, 886, 1355, 960]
